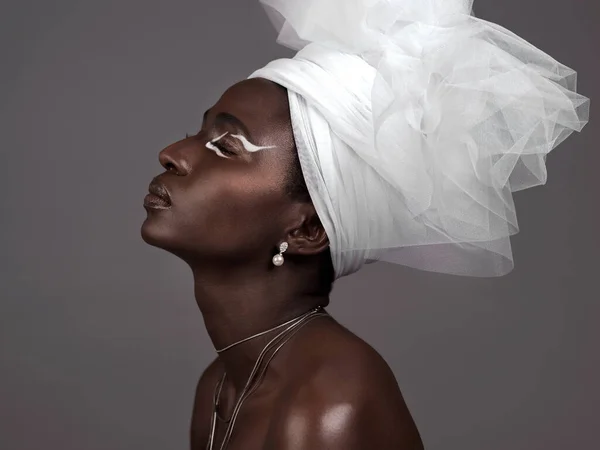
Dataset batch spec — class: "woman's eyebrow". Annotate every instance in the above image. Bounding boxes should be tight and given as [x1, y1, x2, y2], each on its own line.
[203, 108, 252, 140]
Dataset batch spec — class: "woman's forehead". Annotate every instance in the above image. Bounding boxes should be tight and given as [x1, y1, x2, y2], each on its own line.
[212, 79, 290, 128]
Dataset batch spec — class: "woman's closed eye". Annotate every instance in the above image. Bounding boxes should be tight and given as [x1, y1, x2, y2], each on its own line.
[207, 141, 236, 158]
[184, 131, 235, 159]
[205, 132, 236, 159]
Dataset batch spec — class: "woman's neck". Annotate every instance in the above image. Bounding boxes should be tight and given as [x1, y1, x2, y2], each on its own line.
[191, 264, 329, 394]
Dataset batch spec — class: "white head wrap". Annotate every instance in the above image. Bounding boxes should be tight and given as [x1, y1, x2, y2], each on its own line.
[248, 0, 590, 280]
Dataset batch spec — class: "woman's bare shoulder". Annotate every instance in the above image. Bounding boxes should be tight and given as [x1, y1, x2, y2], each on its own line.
[288, 315, 399, 381]
[266, 317, 425, 449]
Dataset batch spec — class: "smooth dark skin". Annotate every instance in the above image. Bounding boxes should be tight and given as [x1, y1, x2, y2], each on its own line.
[141, 78, 424, 450]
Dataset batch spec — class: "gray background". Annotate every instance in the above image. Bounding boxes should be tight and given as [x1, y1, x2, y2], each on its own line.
[1, 1, 598, 449]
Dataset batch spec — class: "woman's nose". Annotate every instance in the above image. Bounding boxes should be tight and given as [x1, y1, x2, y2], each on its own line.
[158, 144, 189, 175]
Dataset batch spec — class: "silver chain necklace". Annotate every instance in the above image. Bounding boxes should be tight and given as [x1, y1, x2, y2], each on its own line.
[215, 308, 322, 354]
[206, 306, 329, 450]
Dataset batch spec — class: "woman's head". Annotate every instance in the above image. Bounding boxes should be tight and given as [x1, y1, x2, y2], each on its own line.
[141, 77, 334, 296]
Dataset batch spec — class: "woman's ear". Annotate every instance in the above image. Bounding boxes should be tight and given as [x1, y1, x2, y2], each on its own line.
[284, 203, 330, 256]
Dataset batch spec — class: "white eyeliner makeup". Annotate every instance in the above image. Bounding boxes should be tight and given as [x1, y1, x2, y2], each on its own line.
[231, 134, 277, 152]
[206, 130, 277, 158]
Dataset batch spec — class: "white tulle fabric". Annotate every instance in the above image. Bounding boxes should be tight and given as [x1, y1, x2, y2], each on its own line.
[248, 0, 590, 280]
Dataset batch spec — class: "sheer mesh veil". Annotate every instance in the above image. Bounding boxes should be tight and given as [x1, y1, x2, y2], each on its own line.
[248, 0, 590, 279]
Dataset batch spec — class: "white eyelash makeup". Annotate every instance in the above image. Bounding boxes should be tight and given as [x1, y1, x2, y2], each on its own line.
[205, 131, 277, 158]
[205, 132, 230, 158]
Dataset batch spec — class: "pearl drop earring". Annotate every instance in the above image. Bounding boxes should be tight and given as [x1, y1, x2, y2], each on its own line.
[272, 242, 288, 266]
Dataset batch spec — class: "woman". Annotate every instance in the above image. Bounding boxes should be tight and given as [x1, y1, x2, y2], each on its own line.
[142, 77, 423, 449]
[141, 1, 589, 449]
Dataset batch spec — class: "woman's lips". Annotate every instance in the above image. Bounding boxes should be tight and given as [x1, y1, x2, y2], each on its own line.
[146, 178, 172, 208]
[144, 193, 171, 209]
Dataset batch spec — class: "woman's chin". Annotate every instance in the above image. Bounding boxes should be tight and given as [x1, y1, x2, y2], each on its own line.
[140, 218, 175, 249]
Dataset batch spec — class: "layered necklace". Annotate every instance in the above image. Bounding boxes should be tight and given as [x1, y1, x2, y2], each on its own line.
[206, 305, 329, 450]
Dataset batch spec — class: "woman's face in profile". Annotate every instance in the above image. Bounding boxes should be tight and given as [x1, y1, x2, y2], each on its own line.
[141, 78, 300, 264]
